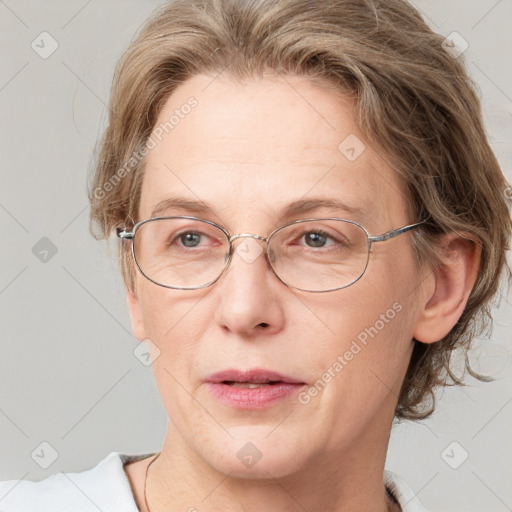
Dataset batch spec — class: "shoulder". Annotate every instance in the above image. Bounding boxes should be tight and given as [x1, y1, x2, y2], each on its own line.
[384, 469, 429, 512]
[0, 451, 155, 512]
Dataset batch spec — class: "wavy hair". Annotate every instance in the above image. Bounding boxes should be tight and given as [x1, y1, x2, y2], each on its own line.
[89, 0, 511, 420]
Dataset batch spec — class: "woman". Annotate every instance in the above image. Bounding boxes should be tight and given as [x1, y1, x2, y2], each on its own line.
[1, 0, 510, 510]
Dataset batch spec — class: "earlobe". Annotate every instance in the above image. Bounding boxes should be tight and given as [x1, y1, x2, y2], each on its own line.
[413, 233, 481, 344]
[126, 287, 147, 341]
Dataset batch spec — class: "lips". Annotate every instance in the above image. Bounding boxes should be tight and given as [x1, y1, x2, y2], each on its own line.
[205, 368, 305, 385]
[205, 368, 306, 409]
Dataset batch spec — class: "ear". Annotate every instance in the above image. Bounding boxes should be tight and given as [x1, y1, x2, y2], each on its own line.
[126, 287, 147, 341]
[413, 232, 481, 344]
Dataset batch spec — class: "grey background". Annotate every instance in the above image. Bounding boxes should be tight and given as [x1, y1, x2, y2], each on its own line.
[0, 1, 511, 510]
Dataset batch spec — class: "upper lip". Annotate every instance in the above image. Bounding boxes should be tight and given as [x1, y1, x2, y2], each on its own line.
[205, 368, 305, 384]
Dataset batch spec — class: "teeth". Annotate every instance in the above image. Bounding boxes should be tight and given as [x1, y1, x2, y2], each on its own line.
[227, 382, 276, 388]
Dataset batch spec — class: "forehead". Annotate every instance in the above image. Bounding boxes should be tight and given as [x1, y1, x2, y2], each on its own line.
[139, 74, 408, 231]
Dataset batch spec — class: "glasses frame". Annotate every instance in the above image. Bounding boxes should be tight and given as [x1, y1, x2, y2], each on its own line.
[117, 216, 426, 292]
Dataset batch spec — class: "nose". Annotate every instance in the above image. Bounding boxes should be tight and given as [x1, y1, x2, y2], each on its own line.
[213, 235, 286, 337]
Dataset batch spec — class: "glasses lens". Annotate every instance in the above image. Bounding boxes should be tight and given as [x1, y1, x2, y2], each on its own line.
[133, 218, 229, 288]
[268, 219, 369, 291]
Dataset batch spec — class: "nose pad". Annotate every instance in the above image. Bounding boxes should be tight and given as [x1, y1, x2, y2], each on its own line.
[267, 245, 278, 265]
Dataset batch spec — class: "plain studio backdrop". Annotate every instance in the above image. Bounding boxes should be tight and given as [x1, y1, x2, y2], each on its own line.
[0, 1, 511, 511]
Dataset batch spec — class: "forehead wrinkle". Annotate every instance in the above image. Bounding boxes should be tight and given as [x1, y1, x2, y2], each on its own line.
[149, 195, 369, 226]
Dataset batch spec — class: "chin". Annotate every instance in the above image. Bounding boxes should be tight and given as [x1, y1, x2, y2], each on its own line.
[197, 428, 311, 480]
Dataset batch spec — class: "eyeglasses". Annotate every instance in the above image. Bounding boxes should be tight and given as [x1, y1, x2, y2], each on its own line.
[117, 216, 425, 292]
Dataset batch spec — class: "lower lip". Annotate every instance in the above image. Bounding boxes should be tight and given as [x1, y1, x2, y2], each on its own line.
[206, 382, 305, 409]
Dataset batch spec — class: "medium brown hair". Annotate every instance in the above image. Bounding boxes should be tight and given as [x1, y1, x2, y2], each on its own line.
[89, 0, 511, 420]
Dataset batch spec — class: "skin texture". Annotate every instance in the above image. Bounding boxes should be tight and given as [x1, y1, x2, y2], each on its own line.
[123, 74, 480, 512]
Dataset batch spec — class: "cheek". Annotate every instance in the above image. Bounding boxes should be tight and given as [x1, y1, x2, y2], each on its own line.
[303, 258, 417, 406]
[136, 285, 210, 381]
[137, 283, 201, 339]
[307, 290, 410, 385]
[294, 296, 412, 447]
[315, 270, 410, 356]
[137, 287, 209, 410]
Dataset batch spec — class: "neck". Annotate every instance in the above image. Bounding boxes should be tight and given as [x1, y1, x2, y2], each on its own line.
[144, 414, 399, 512]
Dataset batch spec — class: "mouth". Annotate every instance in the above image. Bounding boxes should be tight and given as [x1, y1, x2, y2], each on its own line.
[205, 368, 306, 385]
[221, 380, 282, 388]
[205, 369, 306, 409]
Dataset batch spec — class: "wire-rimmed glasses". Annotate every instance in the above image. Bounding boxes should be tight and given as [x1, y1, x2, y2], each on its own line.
[117, 216, 425, 292]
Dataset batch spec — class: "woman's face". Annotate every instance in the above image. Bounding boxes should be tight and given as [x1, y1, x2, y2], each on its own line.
[128, 74, 428, 478]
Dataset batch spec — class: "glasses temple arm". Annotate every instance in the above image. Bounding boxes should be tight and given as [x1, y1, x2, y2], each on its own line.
[368, 220, 426, 243]
[116, 228, 134, 240]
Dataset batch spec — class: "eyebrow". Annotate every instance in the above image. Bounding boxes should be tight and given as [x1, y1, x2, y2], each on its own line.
[150, 196, 366, 221]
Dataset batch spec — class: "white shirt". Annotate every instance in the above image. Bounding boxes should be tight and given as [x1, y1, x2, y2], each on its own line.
[0, 451, 427, 511]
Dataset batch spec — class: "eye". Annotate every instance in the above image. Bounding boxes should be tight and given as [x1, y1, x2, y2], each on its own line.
[301, 231, 332, 248]
[171, 229, 223, 249]
[176, 231, 203, 248]
[296, 229, 349, 250]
